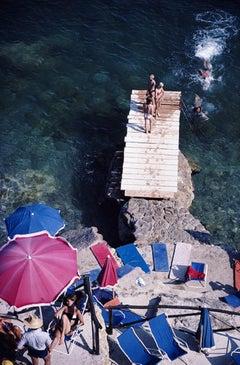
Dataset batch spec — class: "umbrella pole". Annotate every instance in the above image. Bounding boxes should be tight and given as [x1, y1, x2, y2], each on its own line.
[199, 323, 203, 352]
[38, 306, 43, 323]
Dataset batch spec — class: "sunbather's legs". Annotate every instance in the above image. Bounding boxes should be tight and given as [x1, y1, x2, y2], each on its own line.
[59, 314, 71, 344]
[49, 328, 61, 350]
[29, 355, 39, 365]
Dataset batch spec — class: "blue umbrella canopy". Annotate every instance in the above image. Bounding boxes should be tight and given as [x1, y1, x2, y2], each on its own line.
[5, 203, 65, 239]
[196, 306, 215, 353]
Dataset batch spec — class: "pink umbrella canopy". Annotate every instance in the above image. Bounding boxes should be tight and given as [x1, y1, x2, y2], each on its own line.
[97, 255, 118, 288]
[0, 231, 79, 309]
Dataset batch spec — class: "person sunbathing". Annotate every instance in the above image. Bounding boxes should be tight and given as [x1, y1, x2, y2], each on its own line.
[49, 293, 84, 350]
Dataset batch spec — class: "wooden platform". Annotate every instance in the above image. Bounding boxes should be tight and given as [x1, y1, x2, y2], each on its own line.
[121, 89, 181, 198]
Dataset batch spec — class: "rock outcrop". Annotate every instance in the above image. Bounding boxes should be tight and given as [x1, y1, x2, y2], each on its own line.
[118, 151, 211, 246]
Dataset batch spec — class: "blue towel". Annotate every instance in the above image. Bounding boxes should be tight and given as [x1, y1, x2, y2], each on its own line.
[116, 243, 151, 274]
[89, 268, 101, 283]
[223, 294, 240, 308]
[151, 242, 169, 272]
[117, 264, 135, 278]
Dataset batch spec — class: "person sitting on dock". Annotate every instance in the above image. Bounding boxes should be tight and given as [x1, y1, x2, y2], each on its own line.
[155, 82, 165, 117]
[146, 74, 156, 97]
[143, 96, 155, 133]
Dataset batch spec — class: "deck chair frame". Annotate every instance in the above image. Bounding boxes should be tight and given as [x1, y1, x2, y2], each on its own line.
[148, 313, 189, 363]
[117, 326, 163, 365]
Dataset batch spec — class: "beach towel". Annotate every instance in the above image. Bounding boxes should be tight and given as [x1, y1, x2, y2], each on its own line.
[185, 263, 205, 280]
[223, 294, 240, 308]
[185, 262, 207, 288]
[151, 242, 169, 272]
[169, 242, 192, 281]
[117, 264, 135, 279]
[90, 242, 119, 270]
[116, 243, 151, 274]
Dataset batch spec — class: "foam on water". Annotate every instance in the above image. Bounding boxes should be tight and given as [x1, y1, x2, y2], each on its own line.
[193, 10, 239, 90]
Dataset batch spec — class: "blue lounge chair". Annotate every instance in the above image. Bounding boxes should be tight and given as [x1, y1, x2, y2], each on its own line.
[48, 293, 88, 355]
[116, 243, 151, 274]
[148, 313, 189, 362]
[117, 327, 163, 365]
[232, 347, 240, 364]
[151, 242, 169, 272]
[93, 295, 145, 327]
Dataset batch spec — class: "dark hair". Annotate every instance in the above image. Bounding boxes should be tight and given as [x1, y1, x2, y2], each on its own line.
[64, 293, 77, 304]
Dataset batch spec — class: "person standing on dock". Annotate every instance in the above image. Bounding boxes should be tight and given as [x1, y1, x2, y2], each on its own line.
[143, 96, 155, 133]
[155, 82, 165, 117]
[146, 74, 156, 97]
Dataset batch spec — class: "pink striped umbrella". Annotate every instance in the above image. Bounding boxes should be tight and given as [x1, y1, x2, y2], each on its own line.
[0, 231, 79, 309]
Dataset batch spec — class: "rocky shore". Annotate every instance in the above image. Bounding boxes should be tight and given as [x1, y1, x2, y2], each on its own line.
[58, 151, 240, 364]
[2, 151, 240, 364]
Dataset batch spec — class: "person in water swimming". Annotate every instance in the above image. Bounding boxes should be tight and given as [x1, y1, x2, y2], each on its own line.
[49, 293, 84, 350]
[199, 58, 212, 79]
[192, 94, 209, 121]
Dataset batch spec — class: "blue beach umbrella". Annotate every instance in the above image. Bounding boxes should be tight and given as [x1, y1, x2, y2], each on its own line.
[196, 306, 215, 353]
[5, 203, 65, 239]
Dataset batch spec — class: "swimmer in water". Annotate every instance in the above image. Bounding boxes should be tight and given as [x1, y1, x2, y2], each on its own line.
[193, 94, 209, 121]
[199, 58, 212, 79]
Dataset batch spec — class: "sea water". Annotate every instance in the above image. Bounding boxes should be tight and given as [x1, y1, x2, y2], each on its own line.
[0, 0, 239, 247]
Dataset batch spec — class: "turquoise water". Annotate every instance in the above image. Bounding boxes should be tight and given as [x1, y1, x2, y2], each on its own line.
[0, 1, 239, 247]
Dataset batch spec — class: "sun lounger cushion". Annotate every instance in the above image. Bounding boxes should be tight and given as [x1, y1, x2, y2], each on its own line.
[92, 288, 118, 305]
[117, 264, 135, 278]
[151, 242, 169, 272]
[90, 242, 119, 270]
[169, 242, 192, 281]
[116, 243, 151, 274]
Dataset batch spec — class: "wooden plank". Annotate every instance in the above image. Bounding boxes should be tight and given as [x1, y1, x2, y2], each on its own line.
[124, 148, 178, 156]
[124, 135, 179, 144]
[123, 157, 178, 165]
[122, 183, 178, 191]
[124, 141, 179, 149]
[124, 191, 175, 198]
[122, 169, 178, 177]
[121, 177, 178, 186]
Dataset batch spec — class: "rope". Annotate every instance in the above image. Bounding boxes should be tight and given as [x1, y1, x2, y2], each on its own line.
[180, 98, 194, 130]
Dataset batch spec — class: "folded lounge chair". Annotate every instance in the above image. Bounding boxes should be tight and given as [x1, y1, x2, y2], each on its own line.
[117, 327, 163, 365]
[169, 242, 192, 281]
[148, 313, 189, 362]
[151, 242, 169, 272]
[185, 262, 208, 288]
[116, 243, 151, 274]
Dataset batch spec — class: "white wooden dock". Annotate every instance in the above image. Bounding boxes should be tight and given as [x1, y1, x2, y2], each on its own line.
[120, 90, 181, 199]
